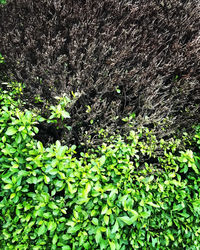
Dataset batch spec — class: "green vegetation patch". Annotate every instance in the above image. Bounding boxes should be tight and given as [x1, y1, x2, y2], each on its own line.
[0, 0, 6, 5]
[0, 84, 200, 249]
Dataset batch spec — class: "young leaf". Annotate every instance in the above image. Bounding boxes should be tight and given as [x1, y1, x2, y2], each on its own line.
[6, 127, 17, 135]
[44, 175, 50, 184]
[67, 182, 76, 194]
[37, 224, 46, 236]
[95, 229, 102, 244]
[67, 225, 81, 234]
[52, 234, 58, 245]
[118, 215, 138, 225]
[83, 182, 91, 198]
[62, 111, 70, 119]
[111, 220, 119, 234]
[104, 215, 109, 225]
[4, 183, 13, 189]
[92, 218, 99, 226]
[37, 141, 44, 153]
[48, 221, 57, 232]
[10, 193, 16, 199]
[101, 204, 108, 215]
[147, 202, 160, 208]
[15, 133, 22, 144]
[48, 202, 59, 210]
[109, 241, 116, 250]
[140, 211, 151, 219]
[99, 155, 106, 166]
[2, 135, 6, 143]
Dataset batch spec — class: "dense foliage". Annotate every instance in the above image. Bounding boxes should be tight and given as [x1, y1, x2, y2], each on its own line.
[0, 84, 200, 249]
[0, 0, 199, 147]
[0, 0, 200, 249]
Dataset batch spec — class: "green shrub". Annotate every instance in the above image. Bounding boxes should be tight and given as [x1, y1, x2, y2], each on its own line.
[0, 86, 200, 249]
[0, 0, 6, 4]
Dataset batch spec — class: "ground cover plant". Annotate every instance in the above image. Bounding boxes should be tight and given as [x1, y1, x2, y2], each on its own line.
[0, 83, 200, 249]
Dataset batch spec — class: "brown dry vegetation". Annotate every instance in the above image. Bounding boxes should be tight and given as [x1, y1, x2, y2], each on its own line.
[0, 0, 199, 148]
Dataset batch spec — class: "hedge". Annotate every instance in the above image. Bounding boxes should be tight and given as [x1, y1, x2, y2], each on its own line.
[0, 84, 200, 249]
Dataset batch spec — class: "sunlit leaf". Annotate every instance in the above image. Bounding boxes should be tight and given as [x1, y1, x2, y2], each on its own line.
[95, 229, 102, 244]
[4, 184, 13, 189]
[52, 234, 58, 245]
[111, 220, 119, 234]
[44, 175, 50, 184]
[6, 127, 17, 135]
[118, 215, 138, 225]
[92, 218, 98, 226]
[101, 204, 108, 215]
[37, 224, 46, 236]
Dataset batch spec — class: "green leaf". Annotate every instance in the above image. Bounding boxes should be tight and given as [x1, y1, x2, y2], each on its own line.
[2, 135, 6, 143]
[67, 182, 76, 194]
[95, 229, 102, 244]
[191, 163, 199, 174]
[109, 241, 116, 250]
[6, 127, 17, 135]
[111, 220, 119, 234]
[27, 111, 33, 121]
[58, 171, 66, 179]
[173, 203, 184, 211]
[18, 126, 25, 131]
[0, 0, 6, 5]
[10, 193, 16, 199]
[145, 175, 154, 183]
[38, 224, 46, 236]
[4, 183, 13, 189]
[62, 246, 71, 250]
[15, 133, 22, 144]
[67, 224, 81, 234]
[49, 169, 58, 175]
[147, 202, 160, 208]
[192, 199, 200, 214]
[177, 212, 190, 218]
[140, 211, 151, 219]
[37, 141, 44, 153]
[54, 180, 64, 188]
[48, 221, 57, 232]
[62, 111, 70, 119]
[52, 234, 58, 245]
[118, 215, 138, 225]
[48, 202, 59, 210]
[152, 237, 157, 247]
[27, 177, 38, 184]
[83, 182, 91, 198]
[33, 126, 39, 133]
[168, 233, 174, 241]
[44, 175, 50, 184]
[92, 218, 99, 226]
[104, 215, 109, 225]
[101, 204, 108, 215]
[99, 155, 106, 166]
